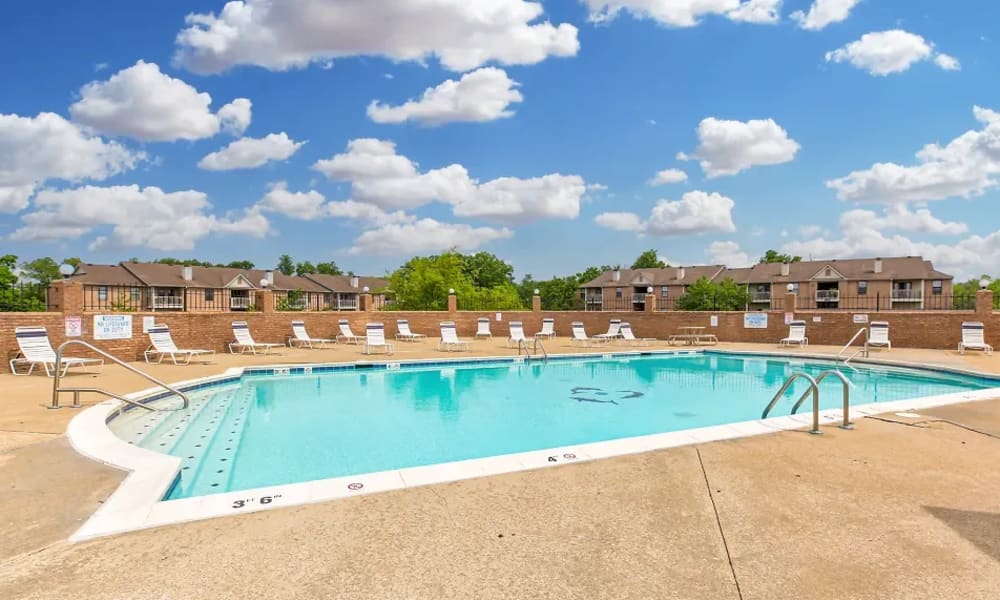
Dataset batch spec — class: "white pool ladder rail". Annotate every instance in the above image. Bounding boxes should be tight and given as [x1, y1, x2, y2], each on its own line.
[760, 370, 853, 434]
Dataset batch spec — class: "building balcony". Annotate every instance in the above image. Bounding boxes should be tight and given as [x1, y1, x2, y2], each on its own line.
[230, 296, 252, 310]
[815, 290, 840, 302]
[750, 292, 772, 303]
[150, 296, 183, 310]
[891, 289, 923, 301]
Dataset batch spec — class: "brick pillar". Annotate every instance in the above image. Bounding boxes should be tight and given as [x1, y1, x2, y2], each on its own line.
[257, 289, 275, 313]
[644, 292, 656, 313]
[359, 293, 373, 312]
[50, 280, 84, 313]
[976, 289, 994, 316]
[447, 293, 458, 313]
[532, 293, 541, 313]
[783, 292, 797, 313]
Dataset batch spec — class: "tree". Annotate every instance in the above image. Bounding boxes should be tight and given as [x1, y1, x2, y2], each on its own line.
[389, 251, 470, 310]
[225, 260, 255, 270]
[20, 257, 62, 285]
[462, 252, 514, 288]
[631, 249, 667, 270]
[759, 250, 801, 264]
[63, 257, 83, 269]
[295, 261, 317, 276]
[315, 261, 342, 276]
[675, 277, 749, 311]
[276, 254, 295, 275]
[0, 255, 17, 286]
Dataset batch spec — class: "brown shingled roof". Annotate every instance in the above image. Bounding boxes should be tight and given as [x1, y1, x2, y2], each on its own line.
[66, 264, 143, 286]
[579, 266, 726, 288]
[302, 273, 390, 293]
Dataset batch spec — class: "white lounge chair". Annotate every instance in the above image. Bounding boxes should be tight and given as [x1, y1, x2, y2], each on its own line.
[779, 320, 808, 347]
[288, 320, 336, 349]
[593, 319, 623, 341]
[535, 317, 556, 340]
[571, 321, 608, 347]
[144, 325, 215, 365]
[959, 321, 993, 355]
[507, 321, 528, 347]
[475, 317, 492, 339]
[866, 321, 890, 351]
[336, 319, 365, 345]
[365, 322, 395, 355]
[620, 322, 655, 346]
[438, 322, 471, 352]
[9, 326, 104, 377]
[229, 321, 280, 355]
[395, 319, 426, 342]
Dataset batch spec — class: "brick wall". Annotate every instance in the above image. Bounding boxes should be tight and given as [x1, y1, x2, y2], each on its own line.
[2, 298, 998, 372]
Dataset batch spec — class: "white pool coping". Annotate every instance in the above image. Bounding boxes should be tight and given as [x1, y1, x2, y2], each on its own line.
[65, 350, 1000, 541]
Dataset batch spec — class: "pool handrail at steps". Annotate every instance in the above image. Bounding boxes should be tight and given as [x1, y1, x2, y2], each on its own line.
[51, 339, 191, 412]
[839, 327, 869, 364]
[761, 370, 853, 434]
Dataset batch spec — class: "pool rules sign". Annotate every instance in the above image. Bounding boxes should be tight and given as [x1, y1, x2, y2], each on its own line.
[93, 315, 133, 340]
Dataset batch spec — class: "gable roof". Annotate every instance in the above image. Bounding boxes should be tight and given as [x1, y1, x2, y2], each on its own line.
[303, 273, 390, 293]
[579, 266, 726, 288]
[66, 264, 143, 286]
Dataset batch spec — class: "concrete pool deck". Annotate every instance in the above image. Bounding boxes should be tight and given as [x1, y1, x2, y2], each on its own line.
[2, 340, 1000, 599]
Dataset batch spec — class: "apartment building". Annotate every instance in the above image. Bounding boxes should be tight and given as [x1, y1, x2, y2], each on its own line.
[67, 262, 389, 312]
[579, 257, 953, 311]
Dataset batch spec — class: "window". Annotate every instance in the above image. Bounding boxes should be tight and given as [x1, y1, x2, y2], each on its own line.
[932, 280, 943, 295]
[130, 288, 141, 302]
[615, 287, 623, 298]
[789, 283, 799, 293]
[98, 286, 107, 301]
[858, 281, 868, 295]
[660, 286, 669, 298]
[824, 267, 832, 277]
[205, 289, 215, 302]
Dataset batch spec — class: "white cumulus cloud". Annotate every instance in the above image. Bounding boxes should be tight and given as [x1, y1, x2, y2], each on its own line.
[583, 0, 781, 27]
[198, 133, 304, 171]
[791, 0, 859, 31]
[218, 98, 253, 135]
[367, 67, 523, 126]
[312, 138, 588, 223]
[678, 117, 800, 177]
[707, 241, 752, 267]
[648, 168, 688, 186]
[9, 185, 268, 251]
[69, 60, 252, 141]
[594, 190, 736, 236]
[827, 106, 1000, 203]
[174, 0, 579, 74]
[825, 30, 958, 76]
[0, 112, 141, 213]
[255, 182, 414, 225]
[349, 218, 513, 256]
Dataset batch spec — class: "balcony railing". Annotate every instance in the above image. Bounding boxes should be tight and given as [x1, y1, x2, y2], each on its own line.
[334, 298, 358, 310]
[750, 292, 772, 303]
[815, 290, 840, 302]
[891, 289, 923, 301]
[230, 296, 252, 310]
[150, 296, 183, 310]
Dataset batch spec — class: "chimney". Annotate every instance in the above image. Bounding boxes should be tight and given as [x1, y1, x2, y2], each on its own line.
[182, 266, 193, 281]
[874, 258, 883, 274]
[780, 262, 790, 277]
[350, 275, 359, 288]
[677, 266, 686, 281]
[265, 270, 274, 285]
[612, 269, 621, 282]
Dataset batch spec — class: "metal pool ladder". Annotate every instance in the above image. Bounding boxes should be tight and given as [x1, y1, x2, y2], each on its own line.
[760, 370, 853, 435]
[517, 338, 548, 362]
[50, 340, 191, 411]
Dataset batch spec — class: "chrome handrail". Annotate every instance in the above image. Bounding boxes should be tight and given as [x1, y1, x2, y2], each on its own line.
[791, 370, 853, 430]
[761, 372, 822, 434]
[838, 327, 869, 363]
[51, 340, 190, 411]
[517, 338, 548, 363]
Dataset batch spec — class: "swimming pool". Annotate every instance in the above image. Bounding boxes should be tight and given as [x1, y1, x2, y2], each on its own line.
[108, 351, 1000, 502]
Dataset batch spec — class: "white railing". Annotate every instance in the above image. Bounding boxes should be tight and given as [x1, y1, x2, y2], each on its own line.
[230, 296, 252, 309]
[751, 292, 771, 303]
[629, 294, 647, 304]
[335, 299, 358, 310]
[891, 289, 923, 301]
[150, 296, 183, 309]
[815, 290, 840, 302]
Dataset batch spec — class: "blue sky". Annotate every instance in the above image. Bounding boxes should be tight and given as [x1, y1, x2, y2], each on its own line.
[2, 0, 999, 279]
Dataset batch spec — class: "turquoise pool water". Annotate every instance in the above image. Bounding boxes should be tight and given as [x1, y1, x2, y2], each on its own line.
[109, 353, 999, 500]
